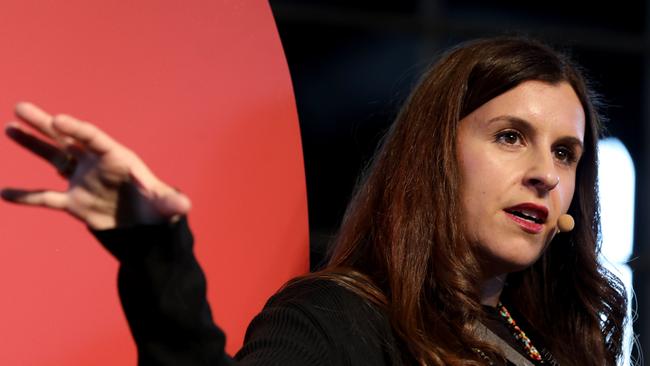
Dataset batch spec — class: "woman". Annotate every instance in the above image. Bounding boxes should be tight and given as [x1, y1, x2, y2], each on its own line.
[2, 37, 628, 365]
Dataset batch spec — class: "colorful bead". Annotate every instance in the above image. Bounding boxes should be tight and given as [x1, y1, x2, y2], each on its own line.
[497, 302, 544, 363]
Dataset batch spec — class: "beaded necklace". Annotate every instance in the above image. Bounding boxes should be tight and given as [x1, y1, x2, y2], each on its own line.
[497, 302, 544, 363]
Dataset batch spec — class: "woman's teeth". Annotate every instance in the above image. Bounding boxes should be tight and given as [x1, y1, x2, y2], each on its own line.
[507, 209, 543, 224]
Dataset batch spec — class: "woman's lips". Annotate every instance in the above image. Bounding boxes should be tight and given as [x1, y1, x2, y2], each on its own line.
[504, 211, 544, 233]
[503, 203, 549, 234]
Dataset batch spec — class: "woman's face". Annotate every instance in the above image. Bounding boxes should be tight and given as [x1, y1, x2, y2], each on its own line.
[456, 80, 585, 276]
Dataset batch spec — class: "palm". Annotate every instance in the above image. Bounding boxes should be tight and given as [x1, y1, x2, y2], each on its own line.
[2, 102, 191, 229]
[65, 149, 130, 228]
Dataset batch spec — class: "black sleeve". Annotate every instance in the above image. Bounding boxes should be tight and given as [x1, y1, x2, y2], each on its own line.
[91, 218, 339, 366]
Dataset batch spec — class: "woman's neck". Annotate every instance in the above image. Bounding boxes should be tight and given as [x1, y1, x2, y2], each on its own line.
[480, 274, 507, 307]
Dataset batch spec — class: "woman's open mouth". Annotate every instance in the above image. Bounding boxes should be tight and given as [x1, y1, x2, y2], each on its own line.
[504, 203, 548, 234]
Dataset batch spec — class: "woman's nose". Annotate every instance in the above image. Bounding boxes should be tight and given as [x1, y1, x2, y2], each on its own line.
[524, 154, 560, 194]
[526, 173, 560, 192]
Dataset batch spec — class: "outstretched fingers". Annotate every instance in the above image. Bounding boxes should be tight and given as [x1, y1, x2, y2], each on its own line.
[50, 114, 121, 155]
[5, 122, 71, 174]
[1, 189, 69, 210]
[14, 102, 121, 156]
[6, 102, 190, 227]
[14, 102, 60, 140]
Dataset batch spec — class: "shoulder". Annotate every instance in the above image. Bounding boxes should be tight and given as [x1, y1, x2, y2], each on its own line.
[238, 277, 402, 365]
[267, 276, 374, 310]
[272, 277, 403, 360]
[263, 276, 388, 334]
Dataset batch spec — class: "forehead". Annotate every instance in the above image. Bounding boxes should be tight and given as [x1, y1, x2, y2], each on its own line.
[467, 80, 586, 141]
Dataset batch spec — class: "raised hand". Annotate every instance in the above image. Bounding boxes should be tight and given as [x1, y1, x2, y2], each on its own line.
[1, 102, 191, 230]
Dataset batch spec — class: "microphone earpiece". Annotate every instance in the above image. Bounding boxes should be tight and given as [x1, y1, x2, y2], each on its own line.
[557, 214, 575, 232]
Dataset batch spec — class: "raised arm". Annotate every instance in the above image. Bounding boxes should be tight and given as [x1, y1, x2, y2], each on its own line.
[1, 102, 234, 365]
[1, 102, 344, 366]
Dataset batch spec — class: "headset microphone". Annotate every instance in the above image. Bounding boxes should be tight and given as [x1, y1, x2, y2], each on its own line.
[557, 214, 575, 232]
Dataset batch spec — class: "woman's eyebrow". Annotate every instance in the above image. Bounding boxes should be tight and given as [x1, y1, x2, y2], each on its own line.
[555, 136, 584, 152]
[485, 115, 535, 136]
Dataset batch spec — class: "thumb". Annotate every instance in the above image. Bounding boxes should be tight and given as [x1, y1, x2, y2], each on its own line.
[153, 190, 192, 218]
[129, 169, 192, 220]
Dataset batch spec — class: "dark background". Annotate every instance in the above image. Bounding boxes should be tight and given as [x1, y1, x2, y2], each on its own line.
[269, 0, 647, 360]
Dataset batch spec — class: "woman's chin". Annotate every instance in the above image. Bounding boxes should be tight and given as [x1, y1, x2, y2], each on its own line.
[478, 253, 543, 278]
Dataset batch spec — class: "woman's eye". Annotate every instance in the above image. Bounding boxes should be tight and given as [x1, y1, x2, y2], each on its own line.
[554, 147, 577, 164]
[495, 130, 523, 145]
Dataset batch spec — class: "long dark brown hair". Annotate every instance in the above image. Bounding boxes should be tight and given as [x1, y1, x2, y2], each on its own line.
[315, 37, 628, 365]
